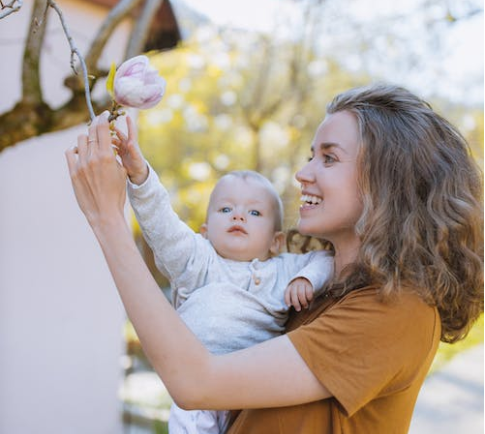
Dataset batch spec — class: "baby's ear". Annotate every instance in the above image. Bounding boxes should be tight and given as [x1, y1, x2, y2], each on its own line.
[270, 231, 286, 256]
[200, 223, 208, 239]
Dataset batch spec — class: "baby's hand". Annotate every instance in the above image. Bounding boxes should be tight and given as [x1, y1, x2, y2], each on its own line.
[111, 115, 148, 185]
[284, 277, 314, 312]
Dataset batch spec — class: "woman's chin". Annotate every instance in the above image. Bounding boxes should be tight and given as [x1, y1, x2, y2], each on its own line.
[296, 220, 315, 237]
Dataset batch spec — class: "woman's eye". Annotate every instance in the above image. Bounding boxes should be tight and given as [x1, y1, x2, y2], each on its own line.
[249, 210, 261, 216]
[323, 154, 336, 164]
[220, 207, 231, 213]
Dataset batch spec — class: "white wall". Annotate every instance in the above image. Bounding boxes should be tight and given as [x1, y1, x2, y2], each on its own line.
[0, 1, 132, 432]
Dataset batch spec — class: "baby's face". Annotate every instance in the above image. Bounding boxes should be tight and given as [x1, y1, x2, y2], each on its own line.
[202, 176, 282, 262]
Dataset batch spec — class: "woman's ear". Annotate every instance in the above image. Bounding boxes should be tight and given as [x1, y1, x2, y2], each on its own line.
[200, 223, 208, 239]
[270, 231, 286, 256]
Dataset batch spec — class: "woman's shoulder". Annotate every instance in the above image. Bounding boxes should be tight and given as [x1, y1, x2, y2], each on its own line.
[287, 284, 441, 370]
[344, 285, 435, 312]
[287, 285, 438, 333]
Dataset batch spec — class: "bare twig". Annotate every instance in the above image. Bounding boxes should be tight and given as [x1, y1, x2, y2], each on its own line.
[85, 0, 142, 71]
[0, 0, 22, 19]
[125, 0, 164, 58]
[0, 0, 178, 152]
[47, 0, 95, 120]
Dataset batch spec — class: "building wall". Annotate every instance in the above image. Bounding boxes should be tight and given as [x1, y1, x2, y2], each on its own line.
[0, 1, 132, 432]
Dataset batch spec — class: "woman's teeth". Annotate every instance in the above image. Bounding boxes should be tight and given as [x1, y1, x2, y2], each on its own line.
[300, 194, 322, 205]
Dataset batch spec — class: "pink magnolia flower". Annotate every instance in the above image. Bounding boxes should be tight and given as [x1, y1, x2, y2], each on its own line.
[113, 55, 166, 109]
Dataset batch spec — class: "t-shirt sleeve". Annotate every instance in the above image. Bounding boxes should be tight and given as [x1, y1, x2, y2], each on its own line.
[287, 288, 438, 417]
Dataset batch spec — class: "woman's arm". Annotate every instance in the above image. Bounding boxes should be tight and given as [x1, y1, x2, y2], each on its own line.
[94, 219, 330, 410]
[65, 114, 331, 410]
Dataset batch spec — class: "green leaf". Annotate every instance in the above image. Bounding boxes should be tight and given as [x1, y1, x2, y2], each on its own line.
[106, 62, 116, 98]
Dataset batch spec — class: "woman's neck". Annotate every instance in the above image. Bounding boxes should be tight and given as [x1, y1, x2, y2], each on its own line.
[332, 237, 361, 281]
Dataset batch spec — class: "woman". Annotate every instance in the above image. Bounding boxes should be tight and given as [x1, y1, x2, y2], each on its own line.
[66, 83, 483, 433]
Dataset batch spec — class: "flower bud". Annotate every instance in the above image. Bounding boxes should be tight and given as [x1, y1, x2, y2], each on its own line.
[114, 55, 166, 109]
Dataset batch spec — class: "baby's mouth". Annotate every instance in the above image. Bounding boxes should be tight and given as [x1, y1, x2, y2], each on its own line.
[228, 225, 248, 234]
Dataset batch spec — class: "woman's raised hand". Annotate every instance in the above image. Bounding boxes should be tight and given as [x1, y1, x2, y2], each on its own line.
[112, 115, 149, 185]
[65, 112, 128, 228]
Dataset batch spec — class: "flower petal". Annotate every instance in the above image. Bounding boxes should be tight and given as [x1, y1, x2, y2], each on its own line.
[116, 55, 149, 79]
[113, 55, 166, 109]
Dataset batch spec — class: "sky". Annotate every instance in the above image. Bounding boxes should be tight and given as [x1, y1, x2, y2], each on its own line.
[180, 0, 287, 32]
[177, 0, 484, 105]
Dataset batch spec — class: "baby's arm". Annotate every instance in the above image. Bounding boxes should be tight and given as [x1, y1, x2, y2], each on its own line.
[115, 116, 212, 290]
[284, 250, 334, 311]
[284, 277, 314, 311]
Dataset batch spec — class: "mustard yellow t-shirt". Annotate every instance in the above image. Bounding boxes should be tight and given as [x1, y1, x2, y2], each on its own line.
[228, 286, 440, 434]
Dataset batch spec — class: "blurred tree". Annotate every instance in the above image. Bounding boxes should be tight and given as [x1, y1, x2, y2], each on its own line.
[0, 0, 181, 152]
[137, 0, 483, 242]
[138, 24, 369, 237]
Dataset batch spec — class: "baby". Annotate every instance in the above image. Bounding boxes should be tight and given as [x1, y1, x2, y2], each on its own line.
[117, 119, 333, 434]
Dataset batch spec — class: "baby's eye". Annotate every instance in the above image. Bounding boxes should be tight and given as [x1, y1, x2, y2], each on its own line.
[323, 154, 336, 164]
[220, 207, 231, 213]
[249, 210, 261, 216]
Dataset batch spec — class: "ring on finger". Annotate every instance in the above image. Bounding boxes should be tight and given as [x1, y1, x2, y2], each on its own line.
[88, 138, 96, 144]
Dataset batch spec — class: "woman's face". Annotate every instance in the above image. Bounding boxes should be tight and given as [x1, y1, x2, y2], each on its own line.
[296, 110, 363, 252]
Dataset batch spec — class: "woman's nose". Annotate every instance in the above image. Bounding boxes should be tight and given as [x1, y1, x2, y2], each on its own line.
[295, 161, 313, 185]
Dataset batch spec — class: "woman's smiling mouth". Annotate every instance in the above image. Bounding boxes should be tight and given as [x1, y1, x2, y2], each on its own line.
[300, 194, 323, 206]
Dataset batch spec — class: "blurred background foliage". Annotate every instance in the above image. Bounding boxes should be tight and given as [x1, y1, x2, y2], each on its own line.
[122, 0, 483, 427]
[128, 0, 483, 341]
[137, 28, 368, 233]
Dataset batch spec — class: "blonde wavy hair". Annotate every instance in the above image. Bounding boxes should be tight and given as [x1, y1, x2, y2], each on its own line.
[326, 83, 483, 343]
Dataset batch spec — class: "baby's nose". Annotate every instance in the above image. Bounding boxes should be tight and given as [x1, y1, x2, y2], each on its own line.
[232, 210, 245, 221]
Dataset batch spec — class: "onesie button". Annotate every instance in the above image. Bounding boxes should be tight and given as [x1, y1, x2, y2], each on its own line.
[253, 276, 261, 285]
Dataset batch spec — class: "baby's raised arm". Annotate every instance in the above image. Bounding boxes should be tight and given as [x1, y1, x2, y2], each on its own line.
[113, 115, 214, 291]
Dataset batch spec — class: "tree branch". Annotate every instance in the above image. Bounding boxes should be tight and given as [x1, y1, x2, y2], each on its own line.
[48, 0, 95, 120]
[0, 0, 180, 152]
[85, 0, 142, 72]
[125, 0, 164, 58]
[0, 0, 22, 19]
[22, 0, 48, 105]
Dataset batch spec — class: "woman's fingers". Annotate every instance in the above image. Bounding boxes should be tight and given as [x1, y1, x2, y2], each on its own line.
[87, 117, 98, 156]
[65, 140, 96, 218]
[96, 112, 113, 155]
[65, 145, 78, 177]
[66, 113, 129, 225]
[77, 134, 89, 165]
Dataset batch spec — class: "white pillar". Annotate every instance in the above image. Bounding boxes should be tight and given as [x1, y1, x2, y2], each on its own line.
[0, 1, 132, 432]
[0, 128, 126, 434]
